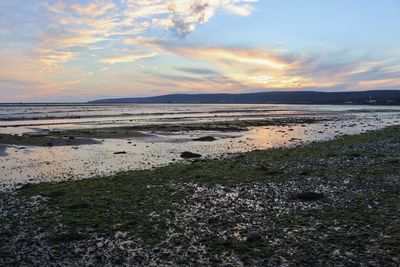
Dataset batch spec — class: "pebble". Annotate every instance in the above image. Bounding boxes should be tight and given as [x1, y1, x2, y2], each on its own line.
[180, 151, 202, 159]
[246, 231, 262, 242]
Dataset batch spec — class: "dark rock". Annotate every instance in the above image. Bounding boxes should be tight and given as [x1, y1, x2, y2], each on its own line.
[246, 231, 262, 242]
[193, 136, 217, 142]
[293, 192, 325, 201]
[17, 183, 32, 191]
[180, 151, 202, 159]
[207, 217, 219, 224]
[114, 151, 127, 155]
[67, 203, 90, 210]
[45, 190, 67, 198]
[49, 232, 86, 243]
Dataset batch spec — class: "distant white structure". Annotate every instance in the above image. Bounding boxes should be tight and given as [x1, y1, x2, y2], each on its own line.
[367, 96, 377, 104]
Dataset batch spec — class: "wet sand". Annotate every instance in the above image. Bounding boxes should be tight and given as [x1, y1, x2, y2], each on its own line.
[1, 104, 400, 190]
[0, 145, 6, 157]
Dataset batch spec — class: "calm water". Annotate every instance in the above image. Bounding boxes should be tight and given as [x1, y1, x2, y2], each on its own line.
[1, 104, 400, 190]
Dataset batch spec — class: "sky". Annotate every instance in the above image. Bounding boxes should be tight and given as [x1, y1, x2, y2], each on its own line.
[0, 0, 399, 102]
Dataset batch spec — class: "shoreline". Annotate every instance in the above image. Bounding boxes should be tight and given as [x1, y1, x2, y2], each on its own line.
[2, 113, 397, 189]
[1, 125, 399, 265]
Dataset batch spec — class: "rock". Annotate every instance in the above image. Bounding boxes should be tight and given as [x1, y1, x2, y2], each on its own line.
[246, 231, 262, 242]
[344, 251, 354, 257]
[193, 136, 217, 142]
[180, 151, 202, 159]
[332, 249, 340, 257]
[114, 151, 127, 155]
[207, 217, 219, 224]
[293, 192, 325, 201]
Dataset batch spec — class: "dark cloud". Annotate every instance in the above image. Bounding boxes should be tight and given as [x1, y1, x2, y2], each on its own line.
[347, 66, 400, 82]
[175, 67, 219, 75]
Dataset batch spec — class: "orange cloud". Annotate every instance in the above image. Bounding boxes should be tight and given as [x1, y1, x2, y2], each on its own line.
[71, 0, 116, 17]
[174, 47, 288, 69]
[165, 46, 400, 90]
[123, 36, 165, 46]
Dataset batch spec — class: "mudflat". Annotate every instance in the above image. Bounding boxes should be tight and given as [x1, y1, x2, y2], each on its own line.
[1, 126, 399, 266]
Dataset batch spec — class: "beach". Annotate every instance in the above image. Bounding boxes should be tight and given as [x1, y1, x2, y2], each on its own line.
[0, 104, 399, 265]
[2, 0, 400, 265]
[1, 124, 399, 266]
[1, 104, 400, 190]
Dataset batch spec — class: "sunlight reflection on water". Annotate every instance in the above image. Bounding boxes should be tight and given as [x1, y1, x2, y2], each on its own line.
[1, 104, 400, 190]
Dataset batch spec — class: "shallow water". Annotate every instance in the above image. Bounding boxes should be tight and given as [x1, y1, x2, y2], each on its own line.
[1, 104, 400, 190]
[1, 103, 399, 134]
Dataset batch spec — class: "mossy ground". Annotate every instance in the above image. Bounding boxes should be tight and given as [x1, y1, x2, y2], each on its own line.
[0, 133, 59, 146]
[0, 133, 99, 146]
[2, 126, 400, 266]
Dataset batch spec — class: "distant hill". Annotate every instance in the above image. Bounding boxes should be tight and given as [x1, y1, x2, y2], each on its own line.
[89, 90, 400, 105]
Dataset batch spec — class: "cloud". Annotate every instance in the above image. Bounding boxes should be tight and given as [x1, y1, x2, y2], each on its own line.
[148, 0, 255, 36]
[35, 49, 80, 67]
[171, 46, 289, 69]
[123, 36, 166, 46]
[175, 67, 219, 75]
[0, 49, 84, 101]
[136, 70, 247, 94]
[165, 45, 400, 90]
[0, 0, 253, 72]
[71, 0, 116, 17]
[225, 3, 254, 16]
[99, 52, 158, 64]
[346, 64, 400, 82]
[164, 46, 307, 88]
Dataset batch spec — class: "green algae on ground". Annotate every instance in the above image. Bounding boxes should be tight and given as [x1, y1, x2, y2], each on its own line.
[0, 133, 99, 146]
[0, 130, 145, 146]
[49, 128, 149, 139]
[0, 117, 320, 146]
[0, 133, 55, 146]
[47, 117, 321, 137]
[7, 125, 400, 265]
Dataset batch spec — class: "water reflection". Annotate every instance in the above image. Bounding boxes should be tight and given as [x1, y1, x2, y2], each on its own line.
[0, 104, 400, 190]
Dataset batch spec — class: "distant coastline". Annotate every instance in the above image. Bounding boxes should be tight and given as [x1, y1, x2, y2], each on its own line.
[89, 90, 400, 105]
